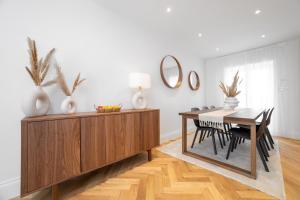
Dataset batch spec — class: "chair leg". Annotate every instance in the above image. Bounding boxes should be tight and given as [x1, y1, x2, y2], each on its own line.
[217, 130, 223, 149]
[226, 136, 235, 159]
[267, 127, 275, 144]
[242, 138, 245, 143]
[201, 130, 207, 142]
[257, 142, 270, 172]
[263, 135, 270, 151]
[266, 128, 275, 148]
[259, 139, 269, 161]
[191, 128, 199, 148]
[226, 133, 229, 141]
[221, 133, 226, 146]
[238, 137, 242, 144]
[211, 129, 217, 155]
[231, 137, 236, 152]
[198, 129, 203, 143]
[234, 137, 239, 149]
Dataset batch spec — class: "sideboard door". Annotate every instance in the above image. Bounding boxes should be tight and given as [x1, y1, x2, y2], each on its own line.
[141, 111, 160, 151]
[122, 113, 141, 157]
[81, 116, 106, 172]
[27, 119, 80, 192]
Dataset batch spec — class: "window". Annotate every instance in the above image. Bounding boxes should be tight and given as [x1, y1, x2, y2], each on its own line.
[224, 60, 274, 109]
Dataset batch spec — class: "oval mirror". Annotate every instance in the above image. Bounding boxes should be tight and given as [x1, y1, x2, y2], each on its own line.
[188, 71, 200, 90]
[160, 55, 183, 89]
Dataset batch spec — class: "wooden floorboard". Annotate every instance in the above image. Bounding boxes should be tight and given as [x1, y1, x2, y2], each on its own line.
[13, 137, 300, 200]
[277, 137, 300, 200]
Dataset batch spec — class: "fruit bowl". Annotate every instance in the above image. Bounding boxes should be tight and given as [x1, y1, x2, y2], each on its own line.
[95, 105, 122, 113]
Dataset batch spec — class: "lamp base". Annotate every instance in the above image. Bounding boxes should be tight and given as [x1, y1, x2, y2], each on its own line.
[132, 90, 147, 109]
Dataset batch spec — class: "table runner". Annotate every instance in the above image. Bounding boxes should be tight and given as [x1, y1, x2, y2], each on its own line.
[199, 109, 237, 130]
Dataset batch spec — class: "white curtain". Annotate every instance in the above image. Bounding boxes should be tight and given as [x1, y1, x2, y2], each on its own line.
[204, 38, 300, 139]
[224, 60, 274, 109]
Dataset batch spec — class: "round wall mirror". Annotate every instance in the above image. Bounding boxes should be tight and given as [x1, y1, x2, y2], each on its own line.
[188, 71, 200, 90]
[160, 55, 183, 89]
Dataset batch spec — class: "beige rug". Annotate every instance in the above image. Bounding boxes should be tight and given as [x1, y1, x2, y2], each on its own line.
[158, 134, 285, 199]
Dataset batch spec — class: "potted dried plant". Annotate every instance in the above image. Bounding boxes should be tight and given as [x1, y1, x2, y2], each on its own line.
[55, 65, 86, 114]
[219, 71, 242, 110]
[22, 37, 55, 116]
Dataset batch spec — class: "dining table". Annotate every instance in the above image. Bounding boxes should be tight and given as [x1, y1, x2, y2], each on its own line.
[179, 108, 264, 179]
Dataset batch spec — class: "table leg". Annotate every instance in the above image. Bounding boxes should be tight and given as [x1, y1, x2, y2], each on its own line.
[250, 124, 257, 179]
[147, 149, 152, 161]
[182, 116, 187, 153]
[52, 184, 59, 200]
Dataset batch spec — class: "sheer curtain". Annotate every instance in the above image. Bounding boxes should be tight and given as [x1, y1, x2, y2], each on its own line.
[204, 38, 300, 139]
[224, 60, 274, 109]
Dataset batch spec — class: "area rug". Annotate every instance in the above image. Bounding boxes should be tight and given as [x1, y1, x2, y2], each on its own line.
[158, 134, 285, 199]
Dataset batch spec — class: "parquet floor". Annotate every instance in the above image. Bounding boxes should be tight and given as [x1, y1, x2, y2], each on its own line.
[68, 149, 275, 200]
[278, 137, 300, 200]
[15, 137, 300, 200]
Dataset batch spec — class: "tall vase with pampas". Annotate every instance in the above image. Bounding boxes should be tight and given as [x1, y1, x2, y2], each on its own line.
[219, 71, 242, 110]
[55, 65, 85, 114]
[22, 37, 56, 117]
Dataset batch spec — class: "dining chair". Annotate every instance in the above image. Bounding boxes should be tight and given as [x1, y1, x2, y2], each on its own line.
[202, 106, 209, 110]
[209, 105, 216, 109]
[190, 107, 212, 148]
[265, 108, 275, 149]
[226, 111, 270, 172]
[190, 107, 223, 155]
[238, 108, 274, 150]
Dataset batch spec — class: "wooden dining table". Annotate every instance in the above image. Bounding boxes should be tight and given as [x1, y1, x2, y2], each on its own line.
[179, 108, 264, 179]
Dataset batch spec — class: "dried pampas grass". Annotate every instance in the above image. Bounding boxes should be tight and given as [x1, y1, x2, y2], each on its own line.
[25, 37, 55, 86]
[55, 65, 86, 96]
[219, 71, 242, 97]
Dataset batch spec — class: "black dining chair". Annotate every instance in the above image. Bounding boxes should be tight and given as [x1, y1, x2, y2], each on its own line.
[190, 107, 212, 148]
[238, 108, 275, 150]
[226, 111, 270, 172]
[190, 107, 223, 155]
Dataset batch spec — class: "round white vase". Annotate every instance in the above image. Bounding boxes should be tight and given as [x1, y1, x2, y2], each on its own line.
[61, 96, 77, 114]
[224, 97, 239, 110]
[132, 91, 147, 109]
[21, 86, 50, 117]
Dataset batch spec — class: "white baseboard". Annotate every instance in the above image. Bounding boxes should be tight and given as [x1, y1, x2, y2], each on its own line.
[0, 177, 20, 200]
[160, 126, 195, 144]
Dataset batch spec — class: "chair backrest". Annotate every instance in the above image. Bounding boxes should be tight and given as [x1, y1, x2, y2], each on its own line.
[209, 105, 216, 109]
[202, 106, 209, 110]
[191, 107, 200, 127]
[266, 107, 274, 126]
[257, 110, 269, 138]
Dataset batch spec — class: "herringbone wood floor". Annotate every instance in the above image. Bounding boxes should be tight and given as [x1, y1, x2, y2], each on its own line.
[68, 150, 275, 200]
[15, 137, 300, 200]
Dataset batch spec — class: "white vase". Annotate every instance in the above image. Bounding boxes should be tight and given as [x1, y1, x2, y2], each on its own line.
[21, 86, 50, 117]
[224, 97, 239, 110]
[61, 96, 77, 114]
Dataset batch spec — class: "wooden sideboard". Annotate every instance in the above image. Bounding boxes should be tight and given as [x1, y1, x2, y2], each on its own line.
[21, 109, 160, 199]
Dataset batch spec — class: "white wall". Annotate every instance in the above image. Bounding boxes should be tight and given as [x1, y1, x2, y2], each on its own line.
[0, 0, 205, 198]
[204, 38, 300, 139]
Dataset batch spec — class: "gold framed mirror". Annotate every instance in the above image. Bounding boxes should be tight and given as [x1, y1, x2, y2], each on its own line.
[188, 71, 200, 91]
[160, 55, 183, 89]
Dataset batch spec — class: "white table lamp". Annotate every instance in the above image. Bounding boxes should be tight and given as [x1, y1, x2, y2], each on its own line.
[129, 72, 151, 109]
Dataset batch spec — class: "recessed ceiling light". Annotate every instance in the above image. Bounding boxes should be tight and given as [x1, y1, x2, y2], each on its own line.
[261, 34, 266, 38]
[216, 48, 220, 51]
[198, 33, 203, 37]
[255, 9, 262, 15]
[166, 7, 172, 13]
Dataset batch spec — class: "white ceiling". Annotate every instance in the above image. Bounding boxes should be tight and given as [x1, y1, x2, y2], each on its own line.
[97, 0, 300, 59]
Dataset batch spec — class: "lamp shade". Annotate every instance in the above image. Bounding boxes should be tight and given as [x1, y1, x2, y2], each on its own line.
[129, 72, 151, 89]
